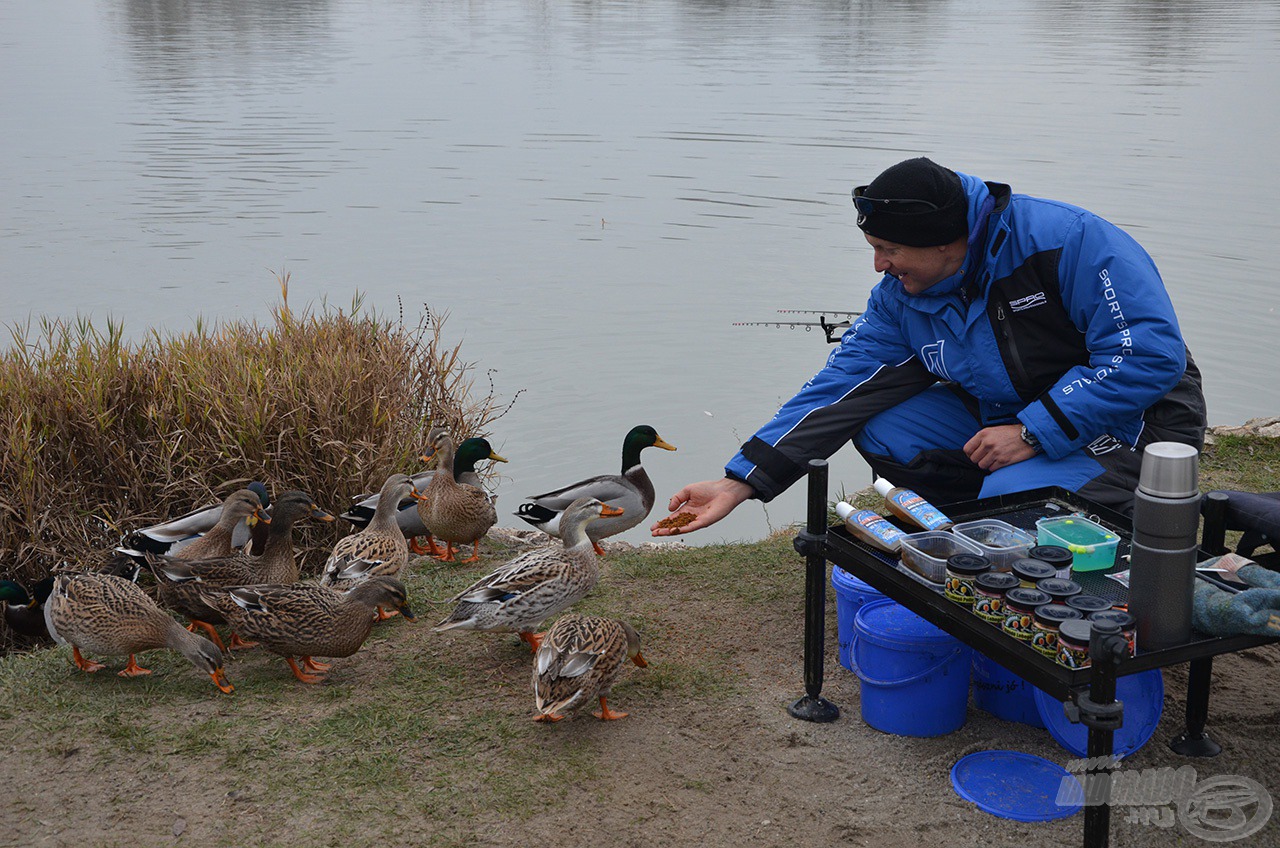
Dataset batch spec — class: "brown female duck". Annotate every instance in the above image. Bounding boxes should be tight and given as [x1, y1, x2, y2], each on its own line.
[196, 577, 414, 684]
[532, 613, 648, 722]
[42, 571, 233, 693]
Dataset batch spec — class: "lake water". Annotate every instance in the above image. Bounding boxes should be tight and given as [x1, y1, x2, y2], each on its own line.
[3, 0, 1279, 545]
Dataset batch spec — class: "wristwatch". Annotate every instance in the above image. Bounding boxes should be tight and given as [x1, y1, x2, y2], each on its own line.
[1019, 424, 1043, 454]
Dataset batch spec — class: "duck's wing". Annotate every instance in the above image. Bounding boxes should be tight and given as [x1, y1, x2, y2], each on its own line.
[525, 475, 634, 511]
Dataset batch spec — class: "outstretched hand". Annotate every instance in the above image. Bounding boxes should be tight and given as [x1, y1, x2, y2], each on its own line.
[964, 423, 1038, 471]
[650, 477, 754, 536]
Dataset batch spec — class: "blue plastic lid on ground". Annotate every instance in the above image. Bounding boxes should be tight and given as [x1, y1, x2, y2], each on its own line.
[951, 750, 1083, 822]
[1032, 668, 1165, 758]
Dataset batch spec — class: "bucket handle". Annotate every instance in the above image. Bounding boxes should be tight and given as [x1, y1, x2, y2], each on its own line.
[849, 633, 964, 688]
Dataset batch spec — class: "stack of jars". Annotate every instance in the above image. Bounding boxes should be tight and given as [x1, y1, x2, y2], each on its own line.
[943, 545, 1135, 669]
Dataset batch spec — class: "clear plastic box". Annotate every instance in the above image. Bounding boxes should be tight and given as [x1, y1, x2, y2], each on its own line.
[951, 518, 1036, 571]
[898, 530, 985, 584]
[1035, 515, 1120, 572]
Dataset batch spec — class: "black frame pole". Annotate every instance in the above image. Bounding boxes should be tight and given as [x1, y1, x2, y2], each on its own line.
[788, 459, 840, 722]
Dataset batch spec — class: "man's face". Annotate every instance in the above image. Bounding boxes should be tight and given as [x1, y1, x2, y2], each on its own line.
[864, 234, 966, 295]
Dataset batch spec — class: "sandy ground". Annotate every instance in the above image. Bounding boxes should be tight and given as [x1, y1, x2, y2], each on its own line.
[2, 536, 1278, 848]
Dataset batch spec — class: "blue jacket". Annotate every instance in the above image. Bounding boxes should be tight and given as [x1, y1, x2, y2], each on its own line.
[726, 172, 1206, 501]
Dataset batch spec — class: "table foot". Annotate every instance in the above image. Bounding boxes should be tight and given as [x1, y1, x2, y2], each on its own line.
[1169, 730, 1222, 758]
[787, 694, 840, 723]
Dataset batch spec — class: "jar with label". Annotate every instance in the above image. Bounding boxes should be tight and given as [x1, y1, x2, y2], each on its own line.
[1089, 609, 1137, 657]
[944, 553, 991, 606]
[973, 572, 1019, 627]
[1002, 587, 1051, 642]
[1011, 558, 1057, 589]
[1066, 594, 1112, 616]
[1056, 618, 1094, 669]
[1035, 577, 1083, 605]
[1028, 544, 1073, 578]
[1031, 604, 1084, 658]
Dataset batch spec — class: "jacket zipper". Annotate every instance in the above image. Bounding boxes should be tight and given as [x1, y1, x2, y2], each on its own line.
[996, 302, 1033, 391]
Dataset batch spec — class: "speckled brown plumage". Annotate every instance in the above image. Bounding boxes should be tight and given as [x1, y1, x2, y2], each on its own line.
[171, 489, 270, 561]
[321, 474, 415, 589]
[532, 613, 647, 722]
[42, 571, 232, 692]
[433, 497, 620, 646]
[419, 433, 506, 562]
[196, 577, 414, 683]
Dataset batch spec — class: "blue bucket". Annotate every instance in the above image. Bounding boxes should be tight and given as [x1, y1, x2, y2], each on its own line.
[1033, 669, 1165, 759]
[831, 566, 885, 671]
[971, 651, 1048, 729]
[852, 598, 972, 737]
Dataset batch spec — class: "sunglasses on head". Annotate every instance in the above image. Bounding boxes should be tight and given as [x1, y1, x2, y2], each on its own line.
[851, 185, 942, 216]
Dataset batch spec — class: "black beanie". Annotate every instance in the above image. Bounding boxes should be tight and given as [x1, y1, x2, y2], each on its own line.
[854, 157, 969, 247]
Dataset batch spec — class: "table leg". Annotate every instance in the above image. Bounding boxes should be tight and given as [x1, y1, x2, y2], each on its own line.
[1170, 656, 1222, 757]
[788, 459, 840, 723]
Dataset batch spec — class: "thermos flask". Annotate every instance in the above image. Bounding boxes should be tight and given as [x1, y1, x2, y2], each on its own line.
[1126, 442, 1201, 652]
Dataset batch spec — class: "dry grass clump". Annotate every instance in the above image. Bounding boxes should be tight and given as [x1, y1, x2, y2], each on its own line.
[0, 276, 506, 585]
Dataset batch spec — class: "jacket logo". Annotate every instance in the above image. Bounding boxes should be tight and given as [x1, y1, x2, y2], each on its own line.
[1009, 292, 1048, 312]
[921, 341, 951, 381]
[1086, 435, 1125, 456]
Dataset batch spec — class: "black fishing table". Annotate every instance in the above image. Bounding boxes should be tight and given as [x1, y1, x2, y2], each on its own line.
[788, 460, 1277, 848]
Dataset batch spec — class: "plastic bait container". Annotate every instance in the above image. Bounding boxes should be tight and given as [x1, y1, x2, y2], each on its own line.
[898, 530, 985, 584]
[951, 519, 1036, 571]
[1035, 515, 1120, 572]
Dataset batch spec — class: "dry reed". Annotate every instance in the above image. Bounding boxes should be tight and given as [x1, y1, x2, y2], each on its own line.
[0, 275, 507, 586]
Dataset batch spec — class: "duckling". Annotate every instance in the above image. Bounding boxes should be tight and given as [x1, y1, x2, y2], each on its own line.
[42, 571, 233, 693]
[117, 482, 271, 561]
[196, 577, 414, 684]
[0, 577, 55, 641]
[433, 497, 622, 651]
[415, 434, 507, 563]
[321, 475, 417, 623]
[533, 614, 648, 722]
[516, 425, 676, 555]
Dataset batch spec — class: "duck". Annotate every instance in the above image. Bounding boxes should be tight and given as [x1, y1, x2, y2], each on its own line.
[532, 613, 648, 722]
[433, 497, 622, 651]
[117, 482, 271, 561]
[0, 576, 56, 641]
[320, 474, 416, 601]
[415, 434, 507, 563]
[42, 570, 233, 693]
[515, 425, 676, 555]
[195, 577, 414, 684]
[143, 491, 334, 651]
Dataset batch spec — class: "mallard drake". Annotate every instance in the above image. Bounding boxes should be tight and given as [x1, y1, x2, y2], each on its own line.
[415, 434, 507, 563]
[532, 613, 648, 722]
[433, 497, 622, 650]
[320, 474, 416, 596]
[118, 482, 271, 560]
[0, 576, 55, 641]
[143, 492, 332, 651]
[42, 571, 233, 693]
[195, 577, 414, 684]
[515, 425, 676, 555]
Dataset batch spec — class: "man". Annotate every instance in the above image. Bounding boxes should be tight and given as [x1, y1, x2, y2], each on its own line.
[652, 157, 1206, 536]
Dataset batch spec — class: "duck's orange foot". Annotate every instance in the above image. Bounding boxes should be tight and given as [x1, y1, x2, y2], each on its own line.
[593, 697, 629, 721]
[433, 543, 458, 562]
[228, 632, 258, 651]
[409, 535, 442, 557]
[374, 607, 400, 622]
[118, 655, 153, 677]
[533, 712, 565, 723]
[592, 541, 606, 557]
[518, 631, 544, 652]
[71, 646, 105, 673]
[285, 656, 326, 684]
[301, 656, 331, 673]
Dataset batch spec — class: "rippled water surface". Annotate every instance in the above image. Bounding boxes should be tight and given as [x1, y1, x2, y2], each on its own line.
[3, 0, 1279, 543]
